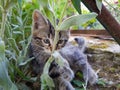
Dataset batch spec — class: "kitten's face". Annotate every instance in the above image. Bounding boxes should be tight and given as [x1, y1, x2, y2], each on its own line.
[32, 10, 69, 52]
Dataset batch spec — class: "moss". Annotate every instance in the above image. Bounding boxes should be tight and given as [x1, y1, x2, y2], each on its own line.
[115, 53, 120, 57]
[117, 84, 120, 89]
[89, 43, 109, 49]
[109, 67, 116, 73]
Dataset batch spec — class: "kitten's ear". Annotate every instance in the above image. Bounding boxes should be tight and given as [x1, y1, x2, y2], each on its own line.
[32, 10, 48, 29]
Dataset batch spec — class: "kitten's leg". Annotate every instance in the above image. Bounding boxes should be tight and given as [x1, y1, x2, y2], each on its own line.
[74, 37, 98, 85]
[77, 61, 98, 86]
[49, 61, 75, 90]
[87, 63, 98, 85]
[49, 55, 74, 81]
[54, 77, 75, 90]
[81, 63, 89, 87]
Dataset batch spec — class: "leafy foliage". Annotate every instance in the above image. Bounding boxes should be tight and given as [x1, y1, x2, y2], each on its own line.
[0, 0, 98, 90]
[97, 78, 106, 87]
[71, 0, 81, 14]
[58, 12, 97, 30]
[95, 0, 102, 12]
[0, 0, 39, 89]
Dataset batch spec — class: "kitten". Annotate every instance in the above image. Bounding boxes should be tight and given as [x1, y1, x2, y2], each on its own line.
[29, 10, 70, 75]
[29, 10, 98, 90]
[59, 37, 98, 86]
[29, 10, 74, 90]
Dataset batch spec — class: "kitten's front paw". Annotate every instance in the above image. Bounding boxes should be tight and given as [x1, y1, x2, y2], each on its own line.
[59, 66, 74, 81]
[88, 69, 98, 85]
[58, 77, 75, 90]
[83, 66, 98, 86]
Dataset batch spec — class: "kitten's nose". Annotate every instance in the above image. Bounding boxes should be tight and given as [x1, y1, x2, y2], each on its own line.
[50, 46, 52, 51]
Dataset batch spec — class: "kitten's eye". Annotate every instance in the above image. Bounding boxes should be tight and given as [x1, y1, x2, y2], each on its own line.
[34, 37, 42, 42]
[58, 39, 68, 44]
[64, 39, 68, 43]
[43, 39, 50, 44]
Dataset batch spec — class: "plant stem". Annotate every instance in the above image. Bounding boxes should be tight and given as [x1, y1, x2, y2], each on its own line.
[43, 56, 54, 74]
[57, 0, 68, 28]
[0, 10, 7, 39]
[52, 0, 68, 52]
[52, 30, 59, 53]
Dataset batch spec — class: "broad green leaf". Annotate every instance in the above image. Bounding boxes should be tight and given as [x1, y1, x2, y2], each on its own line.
[44, 7, 55, 27]
[95, 0, 102, 12]
[18, 0, 22, 4]
[119, 0, 120, 2]
[0, 38, 18, 90]
[41, 74, 55, 88]
[8, 38, 20, 55]
[12, 64, 30, 81]
[41, 56, 55, 89]
[72, 80, 83, 87]
[52, 51, 64, 67]
[71, 0, 81, 14]
[0, 0, 5, 9]
[0, 87, 3, 90]
[10, 84, 18, 90]
[57, 12, 98, 30]
[39, 0, 55, 26]
[0, 0, 17, 10]
[5, 50, 16, 60]
[22, 35, 32, 58]
[39, 0, 48, 7]
[17, 16, 23, 26]
[5, 0, 17, 10]
[0, 60, 18, 90]
[43, 56, 54, 74]
[19, 57, 34, 66]
[0, 38, 5, 58]
[97, 78, 106, 86]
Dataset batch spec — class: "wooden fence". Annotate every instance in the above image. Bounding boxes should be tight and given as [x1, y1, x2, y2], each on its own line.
[70, 29, 112, 39]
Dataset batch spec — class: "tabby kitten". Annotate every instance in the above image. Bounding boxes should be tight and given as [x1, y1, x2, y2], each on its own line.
[30, 10, 70, 75]
[29, 10, 74, 90]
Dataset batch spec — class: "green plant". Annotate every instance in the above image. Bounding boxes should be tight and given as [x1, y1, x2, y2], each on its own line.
[39, 0, 98, 89]
[97, 78, 106, 87]
[0, 0, 100, 90]
[0, 0, 39, 89]
[0, 0, 18, 90]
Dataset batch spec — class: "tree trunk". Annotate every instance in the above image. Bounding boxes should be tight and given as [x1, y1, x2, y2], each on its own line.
[81, 0, 120, 45]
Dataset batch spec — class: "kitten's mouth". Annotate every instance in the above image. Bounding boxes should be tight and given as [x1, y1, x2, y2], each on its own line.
[45, 49, 52, 53]
[45, 46, 53, 53]
[55, 47, 60, 50]
[50, 46, 52, 51]
[45, 45, 62, 53]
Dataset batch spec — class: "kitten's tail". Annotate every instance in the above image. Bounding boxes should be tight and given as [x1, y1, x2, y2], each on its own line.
[74, 37, 86, 52]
